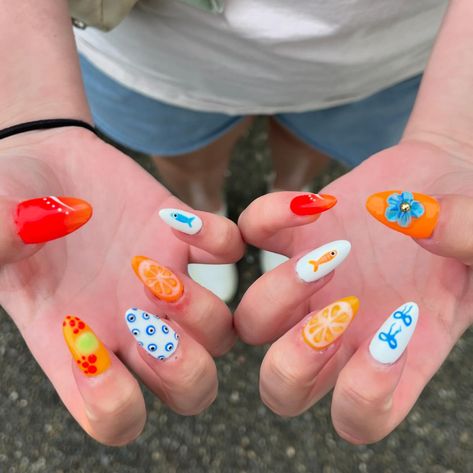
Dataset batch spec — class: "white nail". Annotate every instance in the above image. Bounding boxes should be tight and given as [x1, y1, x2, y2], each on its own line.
[159, 208, 203, 235]
[125, 308, 179, 360]
[369, 302, 419, 364]
[295, 240, 351, 282]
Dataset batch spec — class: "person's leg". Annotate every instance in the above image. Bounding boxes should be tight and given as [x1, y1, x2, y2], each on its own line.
[152, 117, 253, 212]
[268, 118, 332, 192]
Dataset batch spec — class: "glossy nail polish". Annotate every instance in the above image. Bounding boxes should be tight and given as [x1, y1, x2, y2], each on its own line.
[158, 208, 203, 235]
[125, 308, 179, 360]
[303, 296, 359, 350]
[369, 302, 419, 364]
[131, 256, 184, 302]
[296, 240, 351, 283]
[63, 316, 110, 376]
[290, 193, 337, 216]
[15, 196, 93, 244]
[366, 191, 439, 238]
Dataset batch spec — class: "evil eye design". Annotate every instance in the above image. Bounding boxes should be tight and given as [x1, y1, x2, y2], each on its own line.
[127, 313, 136, 323]
[162, 325, 169, 334]
[142, 312, 150, 320]
[148, 343, 158, 352]
[139, 341, 144, 347]
[175, 332, 179, 340]
[165, 342, 174, 352]
[132, 328, 140, 336]
[158, 355, 165, 360]
[146, 325, 156, 335]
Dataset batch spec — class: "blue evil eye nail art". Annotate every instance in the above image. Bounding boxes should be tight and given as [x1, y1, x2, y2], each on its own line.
[125, 308, 179, 360]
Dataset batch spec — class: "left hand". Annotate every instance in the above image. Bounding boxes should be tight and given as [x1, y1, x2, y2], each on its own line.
[235, 138, 473, 444]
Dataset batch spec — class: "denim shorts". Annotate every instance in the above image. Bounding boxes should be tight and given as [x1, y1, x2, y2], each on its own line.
[80, 56, 421, 168]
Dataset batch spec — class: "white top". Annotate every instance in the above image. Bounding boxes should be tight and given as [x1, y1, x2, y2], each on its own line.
[75, 0, 448, 115]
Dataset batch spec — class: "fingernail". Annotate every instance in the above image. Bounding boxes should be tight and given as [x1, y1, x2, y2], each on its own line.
[131, 256, 184, 302]
[63, 316, 111, 376]
[290, 193, 337, 216]
[125, 308, 179, 360]
[366, 191, 439, 238]
[369, 302, 419, 364]
[15, 196, 93, 244]
[159, 208, 203, 235]
[296, 240, 351, 282]
[303, 296, 359, 350]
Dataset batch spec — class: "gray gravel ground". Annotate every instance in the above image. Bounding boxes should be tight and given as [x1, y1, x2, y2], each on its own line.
[1, 119, 473, 473]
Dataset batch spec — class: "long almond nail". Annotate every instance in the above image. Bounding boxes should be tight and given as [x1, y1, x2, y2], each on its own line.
[366, 191, 439, 238]
[290, 193, 337, 216]
[63, 316, 111, 376]
[296, 240, 351, 282]
[15, 196, 93, 244]
[158, 208, 203, 235]
[303, 296, 359, 350]
[131, 256, 184, 302]
[369, 302, 419, 364]
[125, 308, 179, 360]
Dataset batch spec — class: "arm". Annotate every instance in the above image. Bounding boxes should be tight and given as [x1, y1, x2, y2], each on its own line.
[404, 0, 473, 153]
[0, 0, 91, 127]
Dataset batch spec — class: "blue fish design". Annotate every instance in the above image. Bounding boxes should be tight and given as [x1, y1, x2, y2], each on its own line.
[171, 212, 196, 228]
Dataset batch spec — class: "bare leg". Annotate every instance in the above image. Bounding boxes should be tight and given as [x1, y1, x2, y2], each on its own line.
[152, 117, 253, 212]
[269, 118, 333, 191]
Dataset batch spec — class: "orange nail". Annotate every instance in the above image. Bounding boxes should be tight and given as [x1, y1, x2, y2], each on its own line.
[302, 297, 359, 350]
[366, 191, 439, 238]
[62, 316, 111, 376]
[131, 256, 184, 303]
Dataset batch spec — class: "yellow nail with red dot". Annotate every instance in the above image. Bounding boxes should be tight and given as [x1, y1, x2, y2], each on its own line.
[62, 315, 111, 376]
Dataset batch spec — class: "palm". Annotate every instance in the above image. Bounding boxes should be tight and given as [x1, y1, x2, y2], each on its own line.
[0, 129, 191, 411]
[296, 141, 473, 394]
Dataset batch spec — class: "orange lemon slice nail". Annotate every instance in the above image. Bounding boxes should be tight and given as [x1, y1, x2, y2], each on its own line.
[132, 256, 184, 302]
[302, 297, 359, 350]
[63, 316, 111, 376]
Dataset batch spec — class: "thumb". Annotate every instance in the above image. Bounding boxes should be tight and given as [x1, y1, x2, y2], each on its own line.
[416, 194, 473, 266]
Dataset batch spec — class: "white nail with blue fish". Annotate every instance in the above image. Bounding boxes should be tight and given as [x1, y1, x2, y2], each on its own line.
[159, 208, 203, 235]
[369, 302, 419, 364]
[125, 308, 179, 360]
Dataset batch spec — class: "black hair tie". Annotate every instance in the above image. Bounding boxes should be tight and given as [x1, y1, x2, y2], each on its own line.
[0, 119, 97, 140]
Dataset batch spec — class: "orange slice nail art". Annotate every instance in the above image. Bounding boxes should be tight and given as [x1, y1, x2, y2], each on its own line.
[62, 316, 111, 376]
[366, 191, 439, 238]
[132, 256, 184, 303]
[302, 297, 359, 350]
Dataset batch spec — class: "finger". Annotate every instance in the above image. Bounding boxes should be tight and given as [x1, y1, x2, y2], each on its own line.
[238, 192, 337, 254]
[131, 256, 236, 356]
[331, 302, 419, 445]
[260, 297, 359, 416]
[234, 240, 351, 344]
[158, 207, 245, 264]
[61, 315, 146, 446]
[0, 195, 92, 265]
[415, 194, 473, 265]
[123, 308, 217, 415]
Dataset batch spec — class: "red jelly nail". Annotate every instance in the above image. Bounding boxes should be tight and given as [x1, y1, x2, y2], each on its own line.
[15, 196, 93, 244]
[290, 193, 337, 216]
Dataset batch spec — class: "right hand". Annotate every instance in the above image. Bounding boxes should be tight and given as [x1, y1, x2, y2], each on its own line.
[0, 127, 244, 445]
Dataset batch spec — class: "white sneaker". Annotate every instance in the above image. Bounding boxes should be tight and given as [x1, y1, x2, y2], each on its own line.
[260, 249, 289, 273]
[187, 205, 238, 303]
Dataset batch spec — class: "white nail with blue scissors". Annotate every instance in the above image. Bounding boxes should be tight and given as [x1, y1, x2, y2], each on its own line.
[369, 302, 419, 364]
[159, 208, 203, 235]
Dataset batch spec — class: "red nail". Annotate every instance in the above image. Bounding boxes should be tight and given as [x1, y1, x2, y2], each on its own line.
[15, 196, 93, 244]
[290, 193, 337, 216]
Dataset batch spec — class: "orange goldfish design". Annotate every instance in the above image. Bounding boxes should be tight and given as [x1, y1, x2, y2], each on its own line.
[308, 250, 338, 272]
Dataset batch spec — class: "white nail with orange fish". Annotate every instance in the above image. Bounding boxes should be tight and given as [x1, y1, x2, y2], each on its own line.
[296, 240, 351, 282]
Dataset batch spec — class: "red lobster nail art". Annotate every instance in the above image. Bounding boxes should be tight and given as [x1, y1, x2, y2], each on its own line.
[15, 196, 93, 244]
[290, 193, 337, 216]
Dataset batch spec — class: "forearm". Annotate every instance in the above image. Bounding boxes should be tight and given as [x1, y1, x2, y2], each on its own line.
[0, 1, 91, 127]
[403, 0, 473, 152]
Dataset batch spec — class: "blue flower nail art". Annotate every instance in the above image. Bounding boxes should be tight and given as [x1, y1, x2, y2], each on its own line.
[385, 191, 425, 228]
